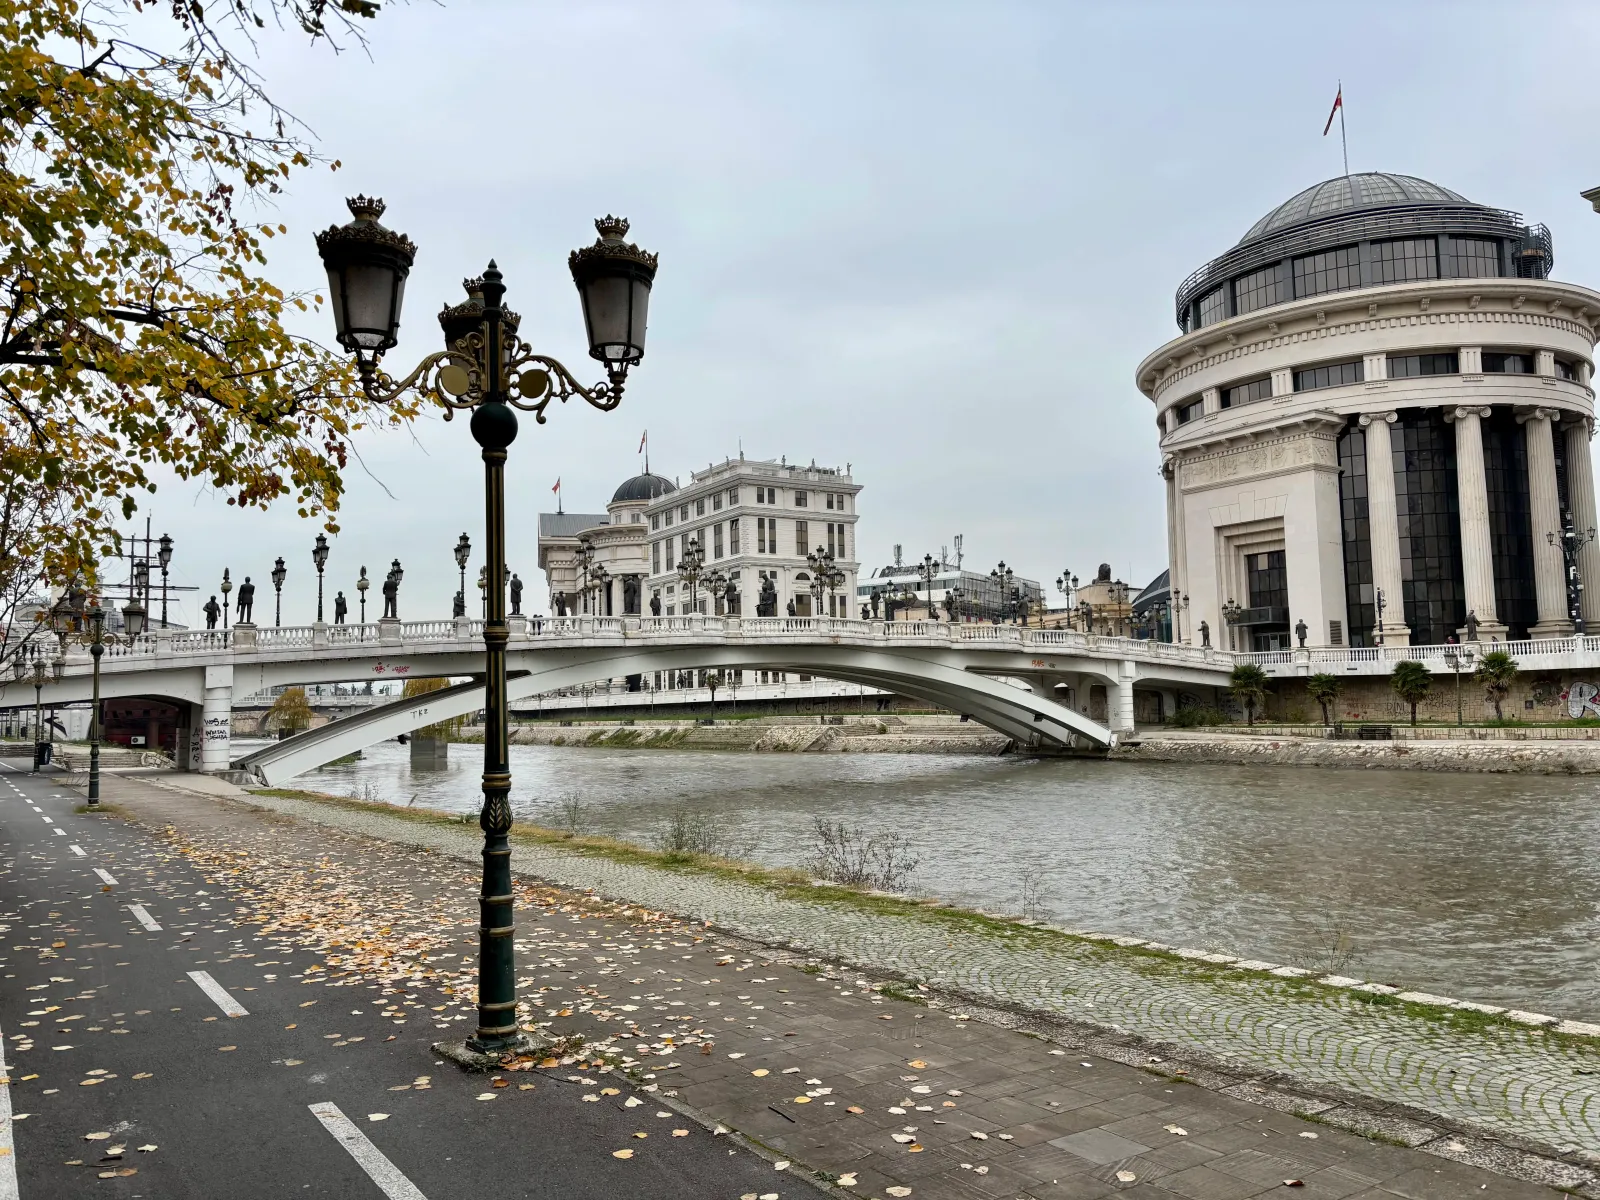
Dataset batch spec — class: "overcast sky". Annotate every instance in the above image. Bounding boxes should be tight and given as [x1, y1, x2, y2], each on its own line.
[128, 1, 1600, 626]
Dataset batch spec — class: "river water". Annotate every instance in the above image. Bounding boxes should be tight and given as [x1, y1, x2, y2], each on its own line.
[271, 739, 1600, 1020]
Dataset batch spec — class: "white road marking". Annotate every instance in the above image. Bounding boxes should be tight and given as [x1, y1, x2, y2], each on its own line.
[308, 1102, 429, 1200]
[0, 1022, 19, 1200]
[188, 970, 248, 1017]
[52, 828, 65, 837]
[93, 868, 118, 886]
[126, 903, 162, 932]
[69, 845, 86, 857]
[39, 815, 51, 824]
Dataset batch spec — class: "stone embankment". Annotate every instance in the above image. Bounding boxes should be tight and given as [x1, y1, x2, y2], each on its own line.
[1114, 729, 1600, 772]
[501, 713, 1011, 756]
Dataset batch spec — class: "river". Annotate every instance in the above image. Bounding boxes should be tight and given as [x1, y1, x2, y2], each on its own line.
[264, 739, 1600, 1021]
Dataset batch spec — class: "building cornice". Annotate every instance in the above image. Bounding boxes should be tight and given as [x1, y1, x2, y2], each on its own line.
[1136, 277, 1600, 402]
[1165, 410, 1344, 459]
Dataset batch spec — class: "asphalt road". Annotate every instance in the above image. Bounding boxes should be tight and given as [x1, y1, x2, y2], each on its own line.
[0, 757, 798, 1199]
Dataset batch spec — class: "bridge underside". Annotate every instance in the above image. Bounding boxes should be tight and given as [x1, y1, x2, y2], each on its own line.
[237, 645, 1116, 784]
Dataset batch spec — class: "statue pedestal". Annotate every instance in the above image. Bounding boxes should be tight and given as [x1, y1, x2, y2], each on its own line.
[233, 623, 258, 650]
[311, 621, 329, 650]
[453, 615, 473, 640]
[507, 614, 528, 640]
[378, 617, 402, 646]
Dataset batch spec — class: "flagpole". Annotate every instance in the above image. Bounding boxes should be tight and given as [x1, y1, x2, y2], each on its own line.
[1338, 78, 1349, 176]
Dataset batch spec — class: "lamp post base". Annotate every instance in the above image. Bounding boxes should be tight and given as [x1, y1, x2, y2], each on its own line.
[434, 1032, 549, 1073]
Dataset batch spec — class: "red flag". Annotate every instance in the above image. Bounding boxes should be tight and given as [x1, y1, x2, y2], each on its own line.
[1322, 87, 1342, 136]
[552, 478, 561, 493]
[638, 430, 648, 453]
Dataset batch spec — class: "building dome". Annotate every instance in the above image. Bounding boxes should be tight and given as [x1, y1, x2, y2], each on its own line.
[1238, 173, 1471, 245]
[611, 472, 676, 504]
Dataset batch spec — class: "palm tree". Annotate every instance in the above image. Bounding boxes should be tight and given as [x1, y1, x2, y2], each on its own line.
[1228, 663, 1269, 726]
[1390, 660, 1431, 726]
[1474, 650, 1520, 722]
[1306, 673, 1342, 726]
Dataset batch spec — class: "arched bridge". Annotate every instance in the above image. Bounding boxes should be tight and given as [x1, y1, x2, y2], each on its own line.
[5, 614, 1234, 782]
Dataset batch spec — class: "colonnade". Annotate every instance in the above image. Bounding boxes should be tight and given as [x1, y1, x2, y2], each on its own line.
[1360, 405, 1599, 644]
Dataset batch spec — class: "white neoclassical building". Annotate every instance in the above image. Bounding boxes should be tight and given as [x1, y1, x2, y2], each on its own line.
[1136, 172, 1600, 650]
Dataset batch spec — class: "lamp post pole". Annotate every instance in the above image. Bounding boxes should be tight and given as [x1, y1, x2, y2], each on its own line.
[357, 566, 369, 629]
[272, 557, 287, 627]
[1548, 511, 1597, 636]
[30, 654, 46, 772]
[1443, 646, 1476, 726]
[455, 533, 472, 616]
[314, 198, 656, 1057]
[158, 533, 173, 628]
[221, 569, 232, 632]
[313, 534, 330, 623]
[1374, 587, 1387, 647]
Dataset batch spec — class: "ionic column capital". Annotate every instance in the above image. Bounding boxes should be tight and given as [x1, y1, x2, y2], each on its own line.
[1358, 410, 1397, 428]
[1515, 406, 1563, 425]
[1446, 405, 1492, 423]
[1159, 454, 1176, 481]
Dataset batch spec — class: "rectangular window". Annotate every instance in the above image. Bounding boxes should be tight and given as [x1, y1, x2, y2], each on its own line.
[1449, 237, 1501, 279]
[651, 541, 660, 574]
[1232, 265, 1284, 315]
[650, 513, 659, 531]
[1328, 619, 1344, 647]
[680, 533, 690, 564]
[757, 518, 767, 554]
[826, 493, 834, 510]
[713, 523, 724, 559]
[827, 523, 837, 556]
[1246, 550, 1287, 610]
[1221, 377, 1272, 409]
[1294, 359, 1364, 391]
[1292, 245, 1360, 298]
[729, 518, 740, 554]
[837, 523, 847, 558]
[695, 498, 705, 516]
[1557, 358, 1577, 381]
[1484, 351, 1535, 374]
[665, 604, 675, 617]
[1196, 286, 1226, 328]
[665, 539, 675, 571]
[795, 491, 808, 508]
[728, 487, 739, 506]
[663, 507, 673, 527]
[712, 492, 723, 511]
[1387, 352, 1458, 378]
[1371, 238, 1438, 284]
[1175, 398, 1204, 425]
[795, 519, 809, 555]
[680, 504, 689, 521]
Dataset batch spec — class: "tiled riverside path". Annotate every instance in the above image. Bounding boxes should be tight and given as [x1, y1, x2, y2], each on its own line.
[78, 773, 1600, 1197]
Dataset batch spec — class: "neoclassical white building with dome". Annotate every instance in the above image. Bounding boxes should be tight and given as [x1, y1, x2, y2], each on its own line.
[1136, 172, 1600, 651]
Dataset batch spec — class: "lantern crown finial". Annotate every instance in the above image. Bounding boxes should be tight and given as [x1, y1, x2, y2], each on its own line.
[595, 215, 630, 242]
[347, 195, 387, 221]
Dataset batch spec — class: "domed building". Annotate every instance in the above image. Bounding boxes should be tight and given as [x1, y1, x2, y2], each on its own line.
[537, 472, 676, 616]
[1136, 172, 1600, 649]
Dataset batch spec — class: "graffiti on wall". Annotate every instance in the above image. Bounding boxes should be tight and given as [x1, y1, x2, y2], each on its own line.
[1562, 682, 1600, 719]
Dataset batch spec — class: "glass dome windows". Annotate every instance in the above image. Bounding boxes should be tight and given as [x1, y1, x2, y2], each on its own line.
[1232, 265, 1286, 316]
[1292, 245, 1360, 299]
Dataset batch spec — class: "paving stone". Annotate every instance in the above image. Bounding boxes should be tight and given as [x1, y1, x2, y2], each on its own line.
[1048, 1127, 1156, 1164]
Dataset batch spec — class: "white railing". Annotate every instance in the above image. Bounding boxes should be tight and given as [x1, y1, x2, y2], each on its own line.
[105, 635, 158, 658]
[326, 623, 379, 644]
[256, 625, 315, 647]
[172, 631, 229, 652]
[401, 620, 456, 640]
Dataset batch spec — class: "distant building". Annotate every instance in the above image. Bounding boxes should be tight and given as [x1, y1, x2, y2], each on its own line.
[536, 472, 669, 616]
[857, 557, 1042, 623]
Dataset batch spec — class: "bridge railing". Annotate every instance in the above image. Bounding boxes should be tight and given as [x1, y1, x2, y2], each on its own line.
[327, 624, 380, 645]
[256, 625, 315, 647]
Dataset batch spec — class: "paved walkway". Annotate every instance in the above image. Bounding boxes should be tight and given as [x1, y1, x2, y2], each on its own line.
[54, 772, 1598, 1197]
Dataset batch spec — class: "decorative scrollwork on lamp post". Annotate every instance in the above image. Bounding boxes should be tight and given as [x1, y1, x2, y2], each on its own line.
[314, 197, 657, 1057]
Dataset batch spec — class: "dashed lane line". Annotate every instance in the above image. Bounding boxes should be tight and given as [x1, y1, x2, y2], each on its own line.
[0, 1023, 19, 1200]
[93, 868, 118, 886]
[52, 828, 64, 836]
[127, 903, 162, 932]
[187, 970, 248, 1018]
[69, 845, 86, 857]
[308, 1102, 429, 1200]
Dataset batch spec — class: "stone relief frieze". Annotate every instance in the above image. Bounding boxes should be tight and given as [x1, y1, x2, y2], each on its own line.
[1179, 434, 1336, 490]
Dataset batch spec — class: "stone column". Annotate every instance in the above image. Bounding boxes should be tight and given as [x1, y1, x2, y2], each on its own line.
[1520, 409, 1571, 637]
[1111, 661, 1136, 733]
[1162, 458, 1180, 637]
[1449, 405, 1505, 639]
[1565, 419, 1600, 627]
[1359, 412, 1411, 645]
[200, 664, 233, 774]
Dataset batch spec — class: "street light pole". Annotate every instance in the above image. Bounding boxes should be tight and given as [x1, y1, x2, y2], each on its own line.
[357, 566, 369, 629]
[30, 652, 46, 772]
[158, 533, 173, 628]
[1548, 511, 1597, 636]
[312, 534, 330, 623]
[271, 557, 287, 627]
[314, 198, 656, 1057]
[455, 533, 472, 615]
[1443, 645, 1476, 726]
[221, 569, 232, 632]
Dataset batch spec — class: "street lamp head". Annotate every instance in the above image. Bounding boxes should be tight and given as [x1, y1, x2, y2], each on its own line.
[315, 196, 417, 354]
[454, 532, 472, 571]
[391, 558, 404, 583]
[133, 559, 149, 592]
[312, 533, 329, 572]
[158, 533, 173, 569]
[51, 654, 65, 683]
[357, 566, 369, 594]
[568, 216, 658, 370]
[271, 557, 287, 590]
[123, 600, 146, 638]
[88, 602, 105, 638]
[221, 567, 232, 596]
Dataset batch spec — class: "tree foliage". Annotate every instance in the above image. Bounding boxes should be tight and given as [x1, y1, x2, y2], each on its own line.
[1389, 660, 1431, 726]
[1227, 662, 1268, 725]
[0, 0, 415, 621]
[1305, 673, 1341, 726]
[267, 685, 312, 734]
[403, 676, 462, 741]
[1474, 650, 1519, 721]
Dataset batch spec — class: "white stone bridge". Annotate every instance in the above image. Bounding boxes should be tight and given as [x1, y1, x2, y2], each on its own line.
[4, 614, 1235, 782]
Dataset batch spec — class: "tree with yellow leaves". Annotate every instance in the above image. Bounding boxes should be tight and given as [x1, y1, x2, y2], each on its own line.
[0, 0, 415, 668]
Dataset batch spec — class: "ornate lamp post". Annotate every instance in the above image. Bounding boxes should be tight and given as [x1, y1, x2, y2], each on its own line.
[271, 557, 287, 626]
[455, 533, 472, 612]
[53, 593, 144, 806]
[1442, 644, 1477, 726]
[478, 564, 489, 618]
[703, 566, 728, 615]
[29, 650, 48, 772]
[1374, 587, 1387, 646]
[133, 559, 150, 616]
[1547, 511, 1597, 636]
[315, 196, 656, 1057]
[1172, 591, 1189, 643]
[157, 533, 173, 628]
[1056, 570, 1078, 626]
[220, 569, 232, 632]
[357, 566, 369, 627]
[947, 584, 964, 623]
[1221, 597, 1244, 652]
[678, 536, 706, 614]
[989, 561, 1014, 624]
[917, 553, 939, 622]
[312, 533, 330, 623]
